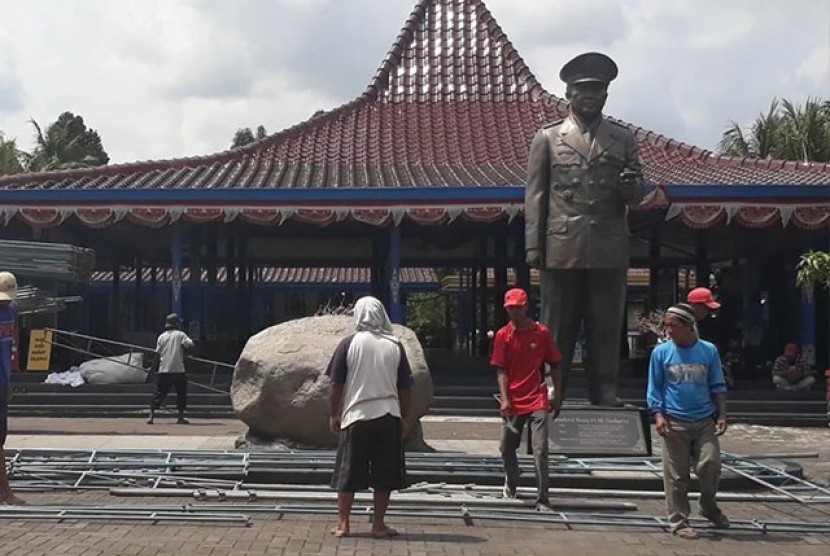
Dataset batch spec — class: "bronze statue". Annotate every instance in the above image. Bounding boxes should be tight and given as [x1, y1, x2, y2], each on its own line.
[525, 52, 644, 406]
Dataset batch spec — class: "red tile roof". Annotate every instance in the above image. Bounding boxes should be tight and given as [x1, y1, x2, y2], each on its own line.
[1, 0, 828, 192]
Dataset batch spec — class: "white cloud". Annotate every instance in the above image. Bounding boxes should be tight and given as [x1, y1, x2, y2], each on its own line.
[0, 0, 827, 162]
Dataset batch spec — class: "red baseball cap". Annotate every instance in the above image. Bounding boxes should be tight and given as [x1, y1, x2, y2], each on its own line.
[503, 288, 528, 308]
[687, 287, 720, 309]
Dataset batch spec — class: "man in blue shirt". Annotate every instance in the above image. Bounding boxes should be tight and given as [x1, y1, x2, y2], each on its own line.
[0, 271, 25, 505]
[647, 304, 728, 539]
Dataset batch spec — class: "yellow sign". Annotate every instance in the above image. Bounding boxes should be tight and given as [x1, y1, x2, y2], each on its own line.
[27, 329, 53, 372]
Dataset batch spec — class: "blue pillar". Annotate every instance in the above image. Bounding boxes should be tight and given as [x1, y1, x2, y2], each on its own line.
[801, 288, 816, 365]
[171, 226, 183, 319]
[387, 224, 402, 323]
[800, 238, 820, 367]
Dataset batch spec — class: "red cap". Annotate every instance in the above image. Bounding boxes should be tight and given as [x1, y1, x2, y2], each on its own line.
[687, 287, 721, 309]
[784, 343, 799, 356]
[503, 288, 528, 308]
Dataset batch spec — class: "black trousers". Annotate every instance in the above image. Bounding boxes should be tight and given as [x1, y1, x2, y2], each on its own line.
[151, 373, 187, 411]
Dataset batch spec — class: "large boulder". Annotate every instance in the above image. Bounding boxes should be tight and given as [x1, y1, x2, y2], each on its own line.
[231, 315, 433, 450]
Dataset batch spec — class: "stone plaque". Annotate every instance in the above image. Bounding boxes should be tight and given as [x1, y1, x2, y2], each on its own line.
[548, 407, 651, 457]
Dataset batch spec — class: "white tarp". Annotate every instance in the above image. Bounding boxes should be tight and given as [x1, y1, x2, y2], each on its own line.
[78, 352, 147, 384]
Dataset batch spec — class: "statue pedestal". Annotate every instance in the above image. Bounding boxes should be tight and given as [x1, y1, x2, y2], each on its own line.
[548, 402, 652, 457]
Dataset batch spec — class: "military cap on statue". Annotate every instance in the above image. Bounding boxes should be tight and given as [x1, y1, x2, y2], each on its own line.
[559, 52, 618, 85]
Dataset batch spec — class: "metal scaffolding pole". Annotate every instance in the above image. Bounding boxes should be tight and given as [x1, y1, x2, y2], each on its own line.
[0, 505, 251, 525]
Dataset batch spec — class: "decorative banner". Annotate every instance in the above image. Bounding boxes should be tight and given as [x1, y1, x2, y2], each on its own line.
[0, 208, 17, 226]
[1, 202, 828, 230]
[505, 204, 522, 222]
[26, 329, 53, 372]
[352, 208, 392, 226]
[793, 206, 830, 230]
[167, 208, 184, 223]
[222, 208, 240, 223]
[75, 208, 124, 229]
[183, 208, 224, 223]
[779, 206, 795, 228]
[734, 206, 781, 228]
[239, 208, 281, 226]
[407, 207, 448, 225]
[294, 209, 336, 226]
[462, 206, 507, 222]
[18, 208, 69, 228]
[127, 208, 172, 228]
[678, 206, 726, 229]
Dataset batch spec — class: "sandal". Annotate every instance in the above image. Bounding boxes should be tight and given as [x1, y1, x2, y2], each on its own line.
[330, 527, 349, 538]
[674, 526, 699, 540]
[706, 513, 730, 529]
[371, 527, 399, 538]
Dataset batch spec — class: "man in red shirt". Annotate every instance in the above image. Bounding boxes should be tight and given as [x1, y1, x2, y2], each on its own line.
[491, 288, 563, 510]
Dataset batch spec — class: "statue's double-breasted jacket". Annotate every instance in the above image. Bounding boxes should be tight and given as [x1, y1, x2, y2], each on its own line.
[525, 115, 645, 269]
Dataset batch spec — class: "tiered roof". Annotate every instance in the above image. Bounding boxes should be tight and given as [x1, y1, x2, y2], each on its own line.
[0, 0, 828, 229]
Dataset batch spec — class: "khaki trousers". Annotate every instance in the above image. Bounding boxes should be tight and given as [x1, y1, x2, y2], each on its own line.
[500, 410, 549, 504]
[660, 417, 724, 530]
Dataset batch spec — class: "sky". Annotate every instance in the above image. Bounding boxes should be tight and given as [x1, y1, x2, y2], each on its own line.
[0, 0, 828, 164]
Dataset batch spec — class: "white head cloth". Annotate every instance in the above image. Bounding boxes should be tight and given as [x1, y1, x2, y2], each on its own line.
[353, 296, 399, 344]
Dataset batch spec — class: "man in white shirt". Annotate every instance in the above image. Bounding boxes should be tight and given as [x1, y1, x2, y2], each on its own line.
[326, 296, 413, 539]
[148, 313, 194, 424]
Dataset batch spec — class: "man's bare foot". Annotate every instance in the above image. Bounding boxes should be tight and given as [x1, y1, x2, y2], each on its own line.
[371, 525, 399, 538]
[330, 525, 349, 538]
[0, 493, 27, 506]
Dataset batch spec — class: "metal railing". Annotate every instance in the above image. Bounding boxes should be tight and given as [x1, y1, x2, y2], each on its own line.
[44, 328, 235, 390]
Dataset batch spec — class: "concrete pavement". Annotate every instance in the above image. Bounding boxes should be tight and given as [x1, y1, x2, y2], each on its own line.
[2, 416, 830, 555]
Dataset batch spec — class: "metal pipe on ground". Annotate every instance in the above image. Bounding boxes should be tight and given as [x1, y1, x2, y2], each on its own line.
[0, 506, 251, 525]
[406, 483, 830, 504]
[107, 487, 638, 512]
[38, 501, 829, 534]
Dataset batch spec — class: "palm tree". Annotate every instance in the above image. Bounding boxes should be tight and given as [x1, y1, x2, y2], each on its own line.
[27, 112, 109, 172]
[719, 97, 830, 162]
[0, 133, 26, 176]
[777, 98, 830, 162]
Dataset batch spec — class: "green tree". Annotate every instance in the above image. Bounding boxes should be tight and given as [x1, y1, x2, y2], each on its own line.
[719, 97, 830, 162]
[0, 132, 26, 176]
[796, 250, 830, 368]
[796, 251, 830, 292]
[407, 292, 456, 348]
[231, 125, 268, 148]
[27, 112, 109, 171]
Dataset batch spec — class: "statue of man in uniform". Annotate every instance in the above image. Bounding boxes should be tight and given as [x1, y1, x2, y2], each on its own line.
[525, 52, 644, 406]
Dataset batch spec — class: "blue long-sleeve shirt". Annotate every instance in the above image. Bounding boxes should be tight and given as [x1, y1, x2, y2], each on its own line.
[647, 339, 727, 422]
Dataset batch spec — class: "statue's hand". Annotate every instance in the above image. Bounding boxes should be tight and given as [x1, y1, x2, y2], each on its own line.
[619, 169, 644, 203]
[620, 169, 640, 184]
[526, 249, 543, 269]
